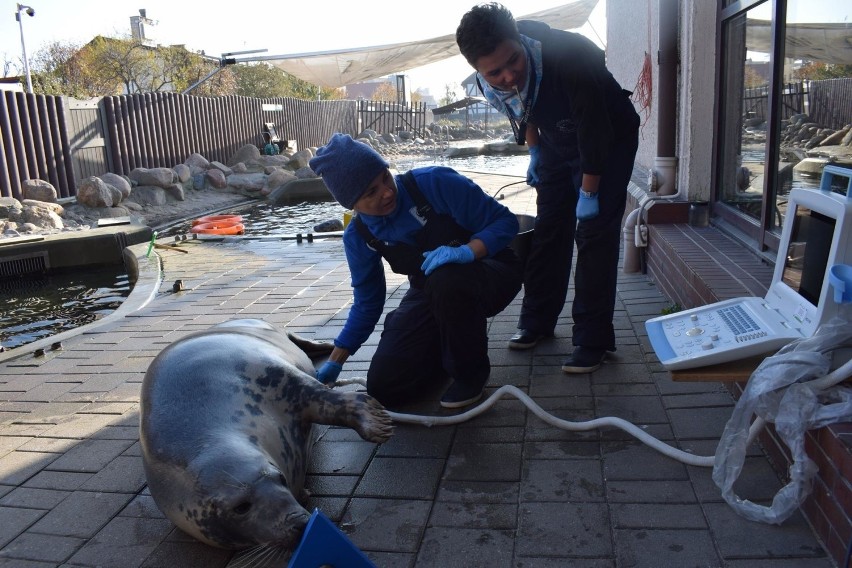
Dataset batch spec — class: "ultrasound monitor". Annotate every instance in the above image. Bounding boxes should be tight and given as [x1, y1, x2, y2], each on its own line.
[646, 185, 852, 370]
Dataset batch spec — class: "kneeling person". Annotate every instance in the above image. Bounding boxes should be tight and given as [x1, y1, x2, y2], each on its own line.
[310, 133, 523, 409]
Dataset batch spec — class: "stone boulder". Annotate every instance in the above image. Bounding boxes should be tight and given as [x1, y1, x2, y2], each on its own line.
[22, 199, 63, 216]
[126, 185, 168, 206]
[0, 197, 23, 218]
[22, 179, 57, 203]
[21, 204, 63, 230]
[207, 169, 227, 189]
[99, 172, 132, 199]
[209, 161, 233, 177]
[77, 177, 114, 208]
[227, 173, 267, 193]
[164, 183, 186, 201]
[173, 163, 191, 183]
[129, 167, 176, 188]
[185, 153, 210, 172]
[228, 144, 261, 167]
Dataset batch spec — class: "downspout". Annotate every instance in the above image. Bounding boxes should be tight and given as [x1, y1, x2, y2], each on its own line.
[624, 0, 681, 273]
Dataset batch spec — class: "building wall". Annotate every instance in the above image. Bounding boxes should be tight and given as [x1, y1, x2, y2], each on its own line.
[677, 0, 717, 203]
[607, 0, 657, 173]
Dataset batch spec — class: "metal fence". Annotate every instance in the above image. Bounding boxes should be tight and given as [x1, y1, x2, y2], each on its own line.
[742, 78, 852, 130]
[357, 99, 428, 138]
[1, 91, 428, 201]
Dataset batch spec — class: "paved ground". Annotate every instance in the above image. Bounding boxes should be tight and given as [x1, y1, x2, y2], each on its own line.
[0, 172, 835, 567]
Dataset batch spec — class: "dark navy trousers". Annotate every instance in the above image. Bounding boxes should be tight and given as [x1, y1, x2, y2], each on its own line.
[519, 119, 639, 351]
[367, 255, 522, 407]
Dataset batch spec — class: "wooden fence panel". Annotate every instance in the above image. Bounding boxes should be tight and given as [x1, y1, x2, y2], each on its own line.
[809, 78, 852, 131]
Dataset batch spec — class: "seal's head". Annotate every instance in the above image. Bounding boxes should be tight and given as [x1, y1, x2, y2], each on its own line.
[176, 443, 310, 550]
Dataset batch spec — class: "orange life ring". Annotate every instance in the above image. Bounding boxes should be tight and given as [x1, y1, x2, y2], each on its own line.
[190, 220, 245, 235]
[191, 214, 243, 226]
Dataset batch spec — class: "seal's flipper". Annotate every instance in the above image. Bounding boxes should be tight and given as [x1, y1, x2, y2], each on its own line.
[287, 332, 334, 359]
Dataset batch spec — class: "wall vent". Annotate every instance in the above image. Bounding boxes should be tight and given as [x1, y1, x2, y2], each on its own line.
[0, 251, 50, 278]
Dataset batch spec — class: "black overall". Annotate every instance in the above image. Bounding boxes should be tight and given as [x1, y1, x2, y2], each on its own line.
[355, 172, 523, 407]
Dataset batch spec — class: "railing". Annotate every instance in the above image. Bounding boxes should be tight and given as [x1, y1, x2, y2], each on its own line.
[357, 99, 428, 138]
[742, 78, 851, 130]
[0, 91, 425, 200]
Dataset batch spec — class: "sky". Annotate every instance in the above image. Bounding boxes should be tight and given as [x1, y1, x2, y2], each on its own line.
[0, 0, 606, 97]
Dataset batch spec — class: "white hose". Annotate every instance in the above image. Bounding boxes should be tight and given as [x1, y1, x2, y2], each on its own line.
[334, 345, 852, 470]
[336, 378, 763, 468]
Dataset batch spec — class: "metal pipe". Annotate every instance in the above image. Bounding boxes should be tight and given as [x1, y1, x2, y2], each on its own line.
[656, 0, 678, 158]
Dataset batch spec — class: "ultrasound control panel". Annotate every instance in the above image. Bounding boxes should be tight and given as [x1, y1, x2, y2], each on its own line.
[645, 299, 805, 370]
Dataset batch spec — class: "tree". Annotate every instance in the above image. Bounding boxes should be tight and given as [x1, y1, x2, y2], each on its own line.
[232, 63, 290, 98]
[371, 82, 397, 101]
[794, 61, 852, 80]
[440, 83, 459, 106]
[410, 90, 423, 104]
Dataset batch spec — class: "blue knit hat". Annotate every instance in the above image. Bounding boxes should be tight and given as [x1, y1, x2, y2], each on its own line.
[310, 133, 389, 209]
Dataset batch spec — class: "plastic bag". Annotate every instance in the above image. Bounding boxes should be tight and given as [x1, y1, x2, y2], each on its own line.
[712, 318, 852, 524]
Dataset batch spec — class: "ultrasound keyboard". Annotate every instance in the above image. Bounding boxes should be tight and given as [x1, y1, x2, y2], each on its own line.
[645, 299, 805, 370]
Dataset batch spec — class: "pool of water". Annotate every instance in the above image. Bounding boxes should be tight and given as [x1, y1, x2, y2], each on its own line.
[0, 265, 131, 350]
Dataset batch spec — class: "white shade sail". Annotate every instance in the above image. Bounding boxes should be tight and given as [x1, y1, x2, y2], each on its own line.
[747, 20, 852, 65]
[242, 1, 599, 88]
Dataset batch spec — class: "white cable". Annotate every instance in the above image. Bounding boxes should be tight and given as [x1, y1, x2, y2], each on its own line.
[335, 346, 852, 469]
[337, 379, 764, 468]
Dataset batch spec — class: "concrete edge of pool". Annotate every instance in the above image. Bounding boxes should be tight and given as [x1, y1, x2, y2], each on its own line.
[0, 238, 163, 364]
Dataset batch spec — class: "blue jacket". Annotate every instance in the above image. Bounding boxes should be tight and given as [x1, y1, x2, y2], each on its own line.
[335, 166, 518, 353]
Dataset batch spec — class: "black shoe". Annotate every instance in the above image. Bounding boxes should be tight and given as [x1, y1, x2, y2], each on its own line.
[508, 329, 551, 350]
[440, 381, 484, 409]
[561, 347, 606, 374]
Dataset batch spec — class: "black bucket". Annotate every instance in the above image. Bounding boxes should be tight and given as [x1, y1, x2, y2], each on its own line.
[511, 214, 535, 267]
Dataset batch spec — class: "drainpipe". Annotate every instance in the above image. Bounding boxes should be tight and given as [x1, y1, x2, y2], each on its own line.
[651, 0, 679, 196]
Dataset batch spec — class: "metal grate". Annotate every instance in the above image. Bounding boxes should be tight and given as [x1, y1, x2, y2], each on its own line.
[0, 251, 50, 278]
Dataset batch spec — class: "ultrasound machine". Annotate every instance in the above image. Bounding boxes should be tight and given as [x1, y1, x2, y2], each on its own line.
[646, 165, 852, 371]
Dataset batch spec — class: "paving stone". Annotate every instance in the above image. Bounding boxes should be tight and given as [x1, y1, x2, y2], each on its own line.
[0, 532, 84, 563]
[613, 528, 721, 567]
[138, 541, 232, 568]
[0, 451, 58, 485]
[601, 441, 689, 480]
[606, 480, 698, 503]
[0, 506, 44, 548]
[355, 456, 444, 499]
[29, 491, 132, 538]
[308, 440, 376, 475]
[445, 443, 523, 482]
[703, 502, 829, 560]
[66, 516, 175, 568]
[516, 502, 612, 557]
[0, 487, 70, 509]
[343, 497, 432, 554]
[46, 439, 134, 473]
[436, 481, 519, 504]
[416, 527, 515, 567]
[22, 471, 92, 491]
[429, 501, 517, 529]
[374, 424, 454, 458]
[611, 503, 707, 529]
[521, 459, 605, 502]
[79, 455, 146, 493]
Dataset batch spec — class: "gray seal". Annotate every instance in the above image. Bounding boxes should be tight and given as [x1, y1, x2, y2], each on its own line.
[140, 319, 393, 551]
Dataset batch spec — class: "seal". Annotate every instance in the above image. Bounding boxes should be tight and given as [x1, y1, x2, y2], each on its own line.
[139, 318, 393, 551]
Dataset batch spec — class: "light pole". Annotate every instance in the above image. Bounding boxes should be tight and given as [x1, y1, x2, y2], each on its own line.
[15, 3, 35, 94]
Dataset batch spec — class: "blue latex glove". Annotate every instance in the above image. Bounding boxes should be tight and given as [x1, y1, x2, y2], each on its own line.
[421, 245, 475, 276]
[316, 361, 342, 384]
[576, 189, 599, 221]
[526, 145, 541, 186]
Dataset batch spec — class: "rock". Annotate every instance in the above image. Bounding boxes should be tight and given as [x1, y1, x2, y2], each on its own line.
[0, 197, 23, 217]
[185, 153, 210, 171]
[232, 162, 248, 173]
[164, 183, 186, 201]
[21, 205, 64, 230]
[22, 199, 63, 216]
[209, 161, 233, 177]
[173, 163, 191, 183]
[99, 173, 132, 199]
[77, 177, 114, 208]
[313, 218, 343, 232]
[207, 169, 228, 189]
[126, 185, 168, 206]
[286, 149, 313, 171]
[129, 167, 176, 188]
[294, 166, 318, 179]
[22, 179, 57, 202]
[228, 144, 261, 167]
[122, 200, 143, 212]
[264, 169, 298, 193]
[226, 173, 266, 193]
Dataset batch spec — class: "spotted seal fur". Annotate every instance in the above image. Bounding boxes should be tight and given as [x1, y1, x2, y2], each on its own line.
[140, 319, 393, 551]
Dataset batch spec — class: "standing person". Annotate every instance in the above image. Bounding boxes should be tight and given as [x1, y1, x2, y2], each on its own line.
[309, 133, 523, 408]
[456, 2, 640, 373]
